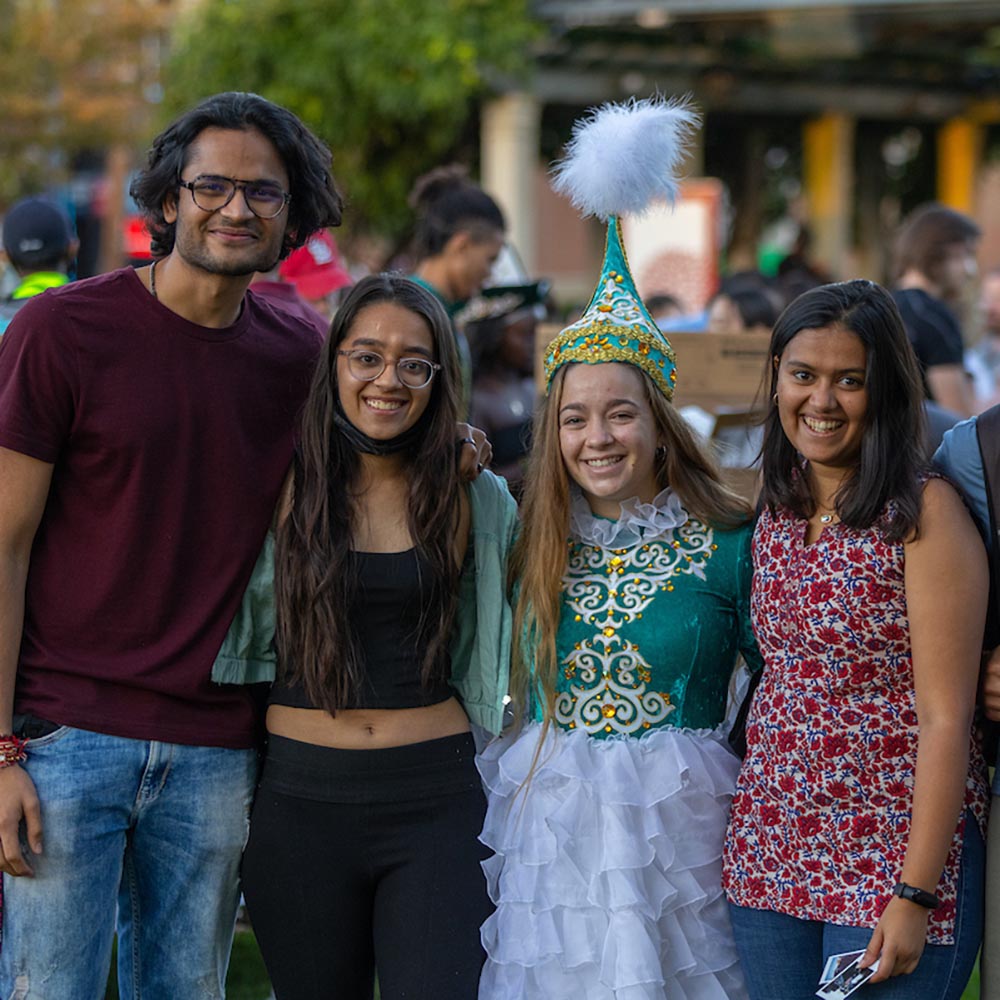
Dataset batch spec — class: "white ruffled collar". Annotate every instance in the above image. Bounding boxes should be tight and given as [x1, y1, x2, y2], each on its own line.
[568, 485, 689, 548]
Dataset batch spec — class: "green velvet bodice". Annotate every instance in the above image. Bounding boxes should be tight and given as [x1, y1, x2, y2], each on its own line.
[544, 517, 760, 738]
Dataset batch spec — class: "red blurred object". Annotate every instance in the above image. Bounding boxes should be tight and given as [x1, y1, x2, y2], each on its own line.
[279, 230, 352, 299]
[124, 216, 153, 260]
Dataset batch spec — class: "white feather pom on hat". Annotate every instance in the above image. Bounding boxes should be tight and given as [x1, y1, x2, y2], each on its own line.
[550, 95, 700, 222]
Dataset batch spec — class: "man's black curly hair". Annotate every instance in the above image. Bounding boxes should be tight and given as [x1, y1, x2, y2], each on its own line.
[130, 92, 343, 259]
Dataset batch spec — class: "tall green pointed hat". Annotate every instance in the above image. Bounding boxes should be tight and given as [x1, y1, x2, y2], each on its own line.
[543, 97, 700, 401]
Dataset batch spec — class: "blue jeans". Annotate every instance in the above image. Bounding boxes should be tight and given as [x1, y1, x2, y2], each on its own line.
[0, 724, 257, 1000]
[728, 813, 984, 1000]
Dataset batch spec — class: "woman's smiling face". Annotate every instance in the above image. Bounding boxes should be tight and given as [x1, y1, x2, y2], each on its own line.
[558, 362, 661, 519]
[775, 324, 869, 474]
[335, 301, 436, 439]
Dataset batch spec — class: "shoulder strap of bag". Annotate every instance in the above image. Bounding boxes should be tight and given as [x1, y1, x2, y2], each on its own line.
[973, 407, 1000, 765]
[976, 406, 1000, 644]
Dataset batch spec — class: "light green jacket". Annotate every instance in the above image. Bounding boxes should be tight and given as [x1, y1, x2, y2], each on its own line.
[211, 470, 518, 737]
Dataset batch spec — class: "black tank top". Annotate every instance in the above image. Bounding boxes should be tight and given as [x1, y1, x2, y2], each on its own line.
[269, 548, 453, 711]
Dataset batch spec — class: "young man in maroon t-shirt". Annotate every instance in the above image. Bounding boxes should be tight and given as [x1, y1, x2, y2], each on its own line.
[0, 93, 345, 998]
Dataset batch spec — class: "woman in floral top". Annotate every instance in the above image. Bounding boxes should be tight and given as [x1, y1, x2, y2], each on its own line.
[722, 280, 988, 999]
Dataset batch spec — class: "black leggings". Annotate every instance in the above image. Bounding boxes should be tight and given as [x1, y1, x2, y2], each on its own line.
[241, 733, 491, 1000]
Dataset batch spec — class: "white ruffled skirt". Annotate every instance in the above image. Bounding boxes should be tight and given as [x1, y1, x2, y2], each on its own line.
[477, 722, 748, 1000]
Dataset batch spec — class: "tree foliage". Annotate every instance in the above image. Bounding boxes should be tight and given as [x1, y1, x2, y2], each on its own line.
[164, 0, 538, 240]
[0, 0, 166, 203]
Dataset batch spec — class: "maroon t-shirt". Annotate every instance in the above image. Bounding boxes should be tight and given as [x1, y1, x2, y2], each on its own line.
[0, 268, 323, 748]
[248, 282, 329, 340]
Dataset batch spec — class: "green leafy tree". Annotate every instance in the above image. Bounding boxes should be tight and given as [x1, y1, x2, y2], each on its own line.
[165, 0, 538, 242]
[0, 0, 165, 203]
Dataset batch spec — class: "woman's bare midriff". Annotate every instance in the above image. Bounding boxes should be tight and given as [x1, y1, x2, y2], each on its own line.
[266, 696, 471, 749]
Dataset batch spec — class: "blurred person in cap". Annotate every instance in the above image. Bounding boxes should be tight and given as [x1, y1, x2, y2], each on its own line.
[464, 281, 546, 496]
[278, 227, 353, 318]
[0, 197, 78, 335]
[250, 229, 352, 336]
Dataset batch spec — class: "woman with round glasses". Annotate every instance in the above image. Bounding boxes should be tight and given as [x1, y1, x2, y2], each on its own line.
[241, 274, 517, 1000]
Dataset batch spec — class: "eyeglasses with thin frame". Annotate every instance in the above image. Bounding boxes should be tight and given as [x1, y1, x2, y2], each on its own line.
[337, 349, 441, 389]
[178, 175, 291, 220]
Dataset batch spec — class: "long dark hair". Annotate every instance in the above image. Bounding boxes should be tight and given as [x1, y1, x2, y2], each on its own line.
[760, 279, 926, 541]
[275, 274, 463, 713]
[131, 91, 343, 258]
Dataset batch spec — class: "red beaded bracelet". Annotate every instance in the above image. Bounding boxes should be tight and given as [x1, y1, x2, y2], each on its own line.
[0, 734, 28, 768]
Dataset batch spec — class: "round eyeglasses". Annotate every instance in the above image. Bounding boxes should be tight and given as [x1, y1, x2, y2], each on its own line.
[178, 175, 291, 220]
[337, 349, 441, 389]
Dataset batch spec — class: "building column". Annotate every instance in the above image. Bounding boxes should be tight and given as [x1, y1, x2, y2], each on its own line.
[481, 92, 542, 274]
[803, 112, 855, 279]
[937, 117, 983, 214]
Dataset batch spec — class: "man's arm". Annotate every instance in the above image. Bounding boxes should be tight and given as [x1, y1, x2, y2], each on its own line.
[0, 446, 54, 876]
[933, 415, 988, 543]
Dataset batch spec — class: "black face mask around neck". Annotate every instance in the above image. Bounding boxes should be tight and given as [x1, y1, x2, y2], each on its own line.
[332, 402, 431, 456]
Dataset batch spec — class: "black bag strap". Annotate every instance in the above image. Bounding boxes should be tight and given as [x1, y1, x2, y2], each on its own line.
[974, 406, 1000, 765]
[976, 405, 1000, 648]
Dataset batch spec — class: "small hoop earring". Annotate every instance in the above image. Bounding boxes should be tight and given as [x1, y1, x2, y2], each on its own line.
[772, 392, 778, 406]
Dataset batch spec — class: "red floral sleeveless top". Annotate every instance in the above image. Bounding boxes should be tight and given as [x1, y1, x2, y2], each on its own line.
[722, 503, 988, 944]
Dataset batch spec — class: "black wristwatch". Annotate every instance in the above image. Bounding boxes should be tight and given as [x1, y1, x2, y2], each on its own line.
[892, 882, 940, 910]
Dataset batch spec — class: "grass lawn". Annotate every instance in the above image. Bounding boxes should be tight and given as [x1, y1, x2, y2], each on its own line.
[966, 959, 980, 999]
